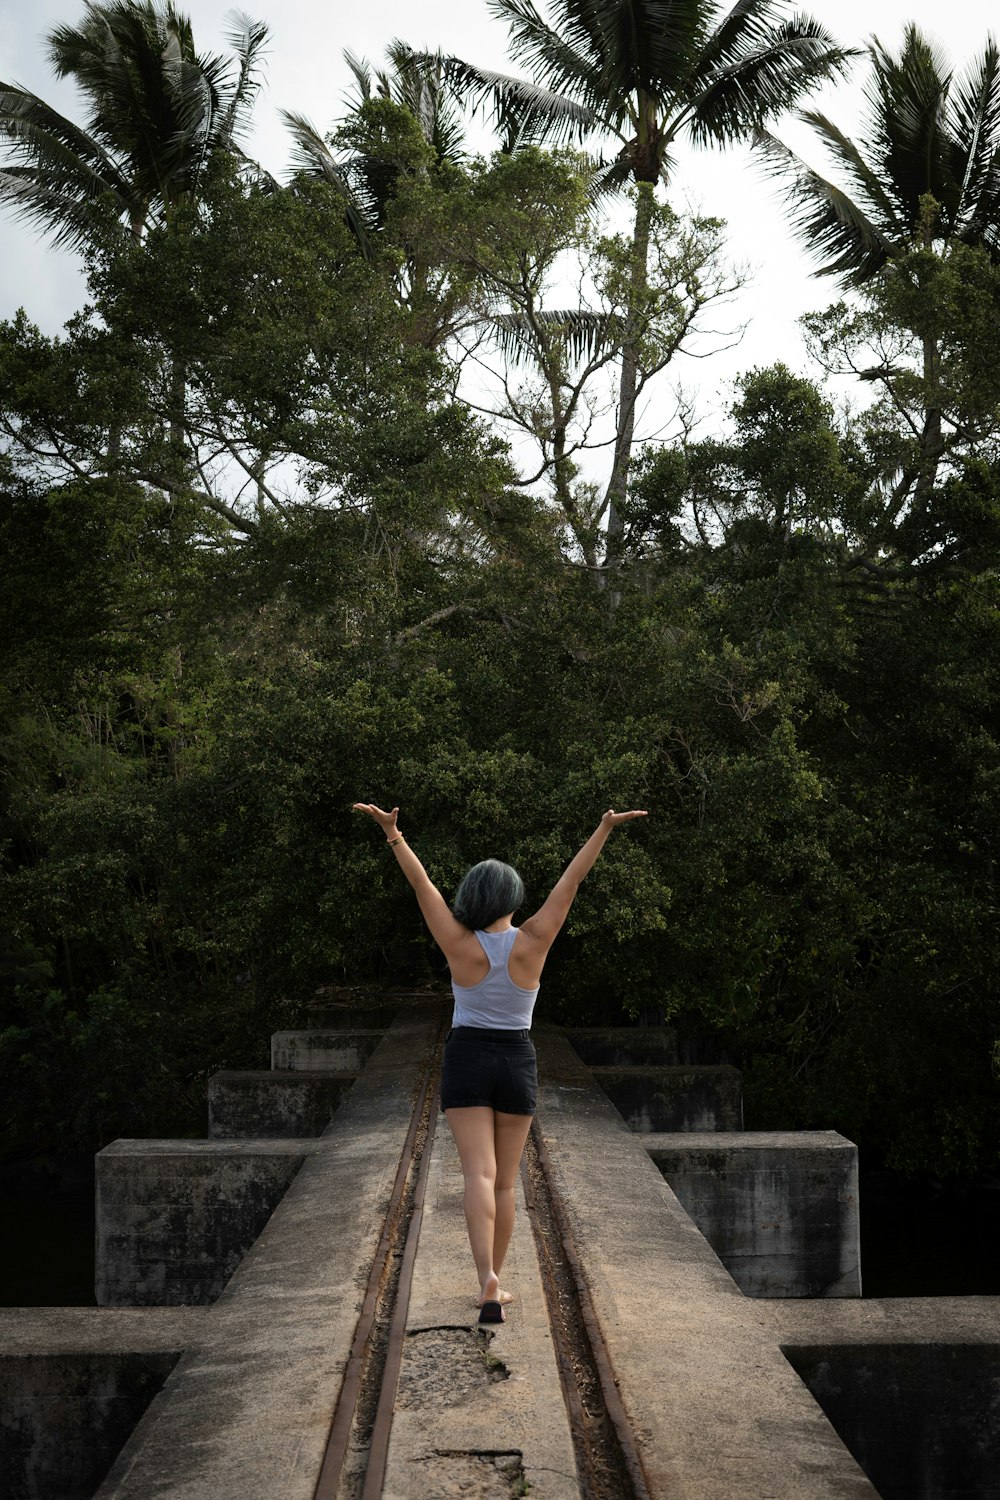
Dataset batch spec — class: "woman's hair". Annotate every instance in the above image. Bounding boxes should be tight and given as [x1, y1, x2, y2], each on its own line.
[453, 859, 525, 931]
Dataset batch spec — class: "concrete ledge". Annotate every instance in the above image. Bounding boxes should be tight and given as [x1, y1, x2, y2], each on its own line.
[590, 1064, 744, 1132]
[207, 1070, 357, 1137]
[766, 1296, 1000, 1343]
[535, 1032, 878, 1498]
[93, 1012, 442, 1500]
[0, 1307, 210, 1354]
[643, 1131, 861, 1298]
[95, 1139, 325, 1306]
[564, 1027, 678, 1066]
[270, 1028, 385, 1072]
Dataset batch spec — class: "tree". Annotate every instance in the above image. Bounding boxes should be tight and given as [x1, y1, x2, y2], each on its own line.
[436, 0, 855, 564]
[0, 0, 268, 248]
[757, 26, 1000, 524]
[757, 25, 1000, 286]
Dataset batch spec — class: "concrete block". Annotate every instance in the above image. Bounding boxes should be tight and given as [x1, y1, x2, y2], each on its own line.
[92, 1015, 441, 1500]
[644, 1132, 861, 1298]
[783, 1342, 1000, 1500]
[591, 1064, 743, 1132]
[95, 1139, 323, 1306]
[270, 1029, 384, 1073]
[564, 1026, 678, 1066]
[0, 1350, 181, 1500]
[207, 1071, 356, 1137]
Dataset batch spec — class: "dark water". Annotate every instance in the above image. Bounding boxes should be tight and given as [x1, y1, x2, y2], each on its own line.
[1, 1151, 999, 1306]
[0, 1153, 97, 1306]
[859, 1166, 1000, 1297]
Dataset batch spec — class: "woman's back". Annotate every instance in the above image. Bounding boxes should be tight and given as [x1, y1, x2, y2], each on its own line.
[451, 927, 539, 1030]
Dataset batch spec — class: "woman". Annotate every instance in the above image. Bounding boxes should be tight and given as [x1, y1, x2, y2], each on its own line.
[352, 801, 647, 1324]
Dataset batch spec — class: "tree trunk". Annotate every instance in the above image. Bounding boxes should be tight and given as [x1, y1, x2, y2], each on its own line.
[911, 331, 943, 522]
[603, 180, 655, 570]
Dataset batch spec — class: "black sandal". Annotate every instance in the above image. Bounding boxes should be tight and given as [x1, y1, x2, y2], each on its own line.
[477, 1300, 505, 1325]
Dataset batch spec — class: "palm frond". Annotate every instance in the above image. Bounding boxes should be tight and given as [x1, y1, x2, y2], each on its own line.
[754, 127, 896, 284]
[796, 109, 906, 240]
[432, 53, 597, 147]
[695, 0, 789, 76]
[216, 9, 270, 146]
[343, 48, 374, 109]
[688, 17, 857, 147]
[280, 107, 376, 257]
[572, 0, 705, 108]
[0, 167, 130, 249]
[946, 37, 1000, 227]
[484, 0, 609, 122]
[0, 84, 141, 236]
[488, 306, 621, 366]
[385, 42, 467, 165]
[859, 27, 951, 225]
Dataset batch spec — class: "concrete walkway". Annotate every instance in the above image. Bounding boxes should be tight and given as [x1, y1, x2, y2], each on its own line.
[534, 1031, 880, 1499]
[381, 1119, 579, 1499]
[92, 1012, 438, 1500]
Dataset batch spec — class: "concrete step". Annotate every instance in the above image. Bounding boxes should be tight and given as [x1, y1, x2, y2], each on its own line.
[643, 1131, 861, 1297]
[207, 1069, 357, 1137]
[590, 1063, 744, 1131]
[270, 1027, 384, 1073]
[95, 1138, 326, 1306]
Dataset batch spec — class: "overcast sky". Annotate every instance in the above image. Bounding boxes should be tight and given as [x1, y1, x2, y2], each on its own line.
[0, 0, 993, 453]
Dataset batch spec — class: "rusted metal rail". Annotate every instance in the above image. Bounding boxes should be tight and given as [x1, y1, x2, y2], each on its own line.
[312, 1027, 443, 1500]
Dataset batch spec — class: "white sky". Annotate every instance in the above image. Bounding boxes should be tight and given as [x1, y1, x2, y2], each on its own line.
[0, 0, 994, 460]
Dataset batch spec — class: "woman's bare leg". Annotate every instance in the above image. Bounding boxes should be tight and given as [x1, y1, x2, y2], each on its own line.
[445, 1106, 500, 1301]
[492, 1111, 533, 1284]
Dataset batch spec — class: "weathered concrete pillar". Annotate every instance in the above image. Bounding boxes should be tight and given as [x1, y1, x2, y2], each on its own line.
[207, 1070, 357, 1137]
[270, 1029, 384, 1073]
[95, 1139, 323, 1306]
[591, 1064, 744, 1131]
[644, 1131, 862, 1297]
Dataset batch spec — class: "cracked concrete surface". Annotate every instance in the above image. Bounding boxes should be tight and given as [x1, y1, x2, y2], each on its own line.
[380, 1122, 580, 1500]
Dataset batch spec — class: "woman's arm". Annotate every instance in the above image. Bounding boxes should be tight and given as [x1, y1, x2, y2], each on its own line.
[352, 802, 472, 959]
[518, 809, 647, 954]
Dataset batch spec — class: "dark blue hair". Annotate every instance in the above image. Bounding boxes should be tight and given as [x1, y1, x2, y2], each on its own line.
[453, 859, 525, 931]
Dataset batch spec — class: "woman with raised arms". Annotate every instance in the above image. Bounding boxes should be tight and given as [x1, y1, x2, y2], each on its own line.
[352, 802, 647, 1324]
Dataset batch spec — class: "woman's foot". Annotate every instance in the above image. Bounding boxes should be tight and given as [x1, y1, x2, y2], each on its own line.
[477, 1271, 500, 1307]
[472, 1288, 513, 1307]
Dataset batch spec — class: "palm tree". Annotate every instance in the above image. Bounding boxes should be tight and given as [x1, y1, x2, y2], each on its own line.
[0, 0, 269, 248]
[433, 0, 856, 565]
[756, 25, 1000, 283]
[280, 40, 470, 264]
[756, 26, 1000, 522]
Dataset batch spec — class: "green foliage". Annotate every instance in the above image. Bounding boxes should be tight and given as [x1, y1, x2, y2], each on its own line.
[0, 80, 998, 1181]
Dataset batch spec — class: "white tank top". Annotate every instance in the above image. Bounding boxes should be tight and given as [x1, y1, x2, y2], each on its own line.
[450, 927, 539, 1029]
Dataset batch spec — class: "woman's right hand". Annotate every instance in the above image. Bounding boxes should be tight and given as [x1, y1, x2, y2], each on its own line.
[352, 802, 400, 837]
[601, 809, 648, 827]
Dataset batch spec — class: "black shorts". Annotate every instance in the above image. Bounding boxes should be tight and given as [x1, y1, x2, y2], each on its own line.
[439, 1026, 538, 1116]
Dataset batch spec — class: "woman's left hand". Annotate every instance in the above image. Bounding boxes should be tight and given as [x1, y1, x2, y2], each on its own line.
[601, 809, 648, 827]
[352, 802, 400, 837]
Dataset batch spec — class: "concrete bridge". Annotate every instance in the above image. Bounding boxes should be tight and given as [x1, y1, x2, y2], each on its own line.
[1, 999, 998, 1498]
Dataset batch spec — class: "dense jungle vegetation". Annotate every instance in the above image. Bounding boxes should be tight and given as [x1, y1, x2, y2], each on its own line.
[1, 1, 998, 1180]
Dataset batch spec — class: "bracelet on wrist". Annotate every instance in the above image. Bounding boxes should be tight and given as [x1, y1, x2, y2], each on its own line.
[386, 833, 404, 847]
